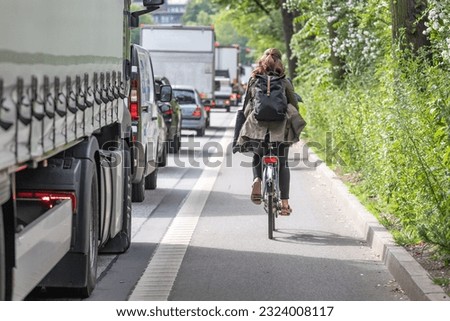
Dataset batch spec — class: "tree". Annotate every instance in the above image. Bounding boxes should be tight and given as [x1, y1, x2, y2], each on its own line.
[183, 0, 218, 25]
[390, 0, 430, 54]
[212, 0, 300, 78]
[279, 0, 300, 79]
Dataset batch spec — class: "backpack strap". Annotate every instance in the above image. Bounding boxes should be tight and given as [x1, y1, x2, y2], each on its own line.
[267, 76, 271, 96]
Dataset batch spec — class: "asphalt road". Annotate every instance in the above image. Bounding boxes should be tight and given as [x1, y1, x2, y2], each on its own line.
[30, 106, 409, 301]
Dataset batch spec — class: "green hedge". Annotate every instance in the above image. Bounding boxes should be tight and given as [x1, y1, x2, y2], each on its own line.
[301, 54, 450, 253]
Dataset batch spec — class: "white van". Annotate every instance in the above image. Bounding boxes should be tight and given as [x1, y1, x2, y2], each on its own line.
[129, 44, 171, 202]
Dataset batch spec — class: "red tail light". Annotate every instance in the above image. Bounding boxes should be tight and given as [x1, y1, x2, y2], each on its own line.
[164, 109, 173, 115]
[192, 106, 202, 118]
[263, 156, 278, 164]
[17, 191, 77, 213]
[130, 102, 139, 121]
[129, 80, 140, 121]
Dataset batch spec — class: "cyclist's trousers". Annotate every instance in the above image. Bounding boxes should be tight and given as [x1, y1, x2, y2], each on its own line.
[252, 142, 290, 199]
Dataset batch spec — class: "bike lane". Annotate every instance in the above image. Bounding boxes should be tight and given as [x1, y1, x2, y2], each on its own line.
[167, 120, 408, 301]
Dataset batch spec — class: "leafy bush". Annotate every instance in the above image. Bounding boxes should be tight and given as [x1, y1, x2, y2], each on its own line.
[289, 0, 450, 252]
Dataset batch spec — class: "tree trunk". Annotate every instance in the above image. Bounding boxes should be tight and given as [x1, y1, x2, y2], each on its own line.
[390, 0, 430, 54]
[278, 0, 298, 79]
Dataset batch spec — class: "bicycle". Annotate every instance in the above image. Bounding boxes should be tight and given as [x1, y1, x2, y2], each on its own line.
[261, 142, 281, 239]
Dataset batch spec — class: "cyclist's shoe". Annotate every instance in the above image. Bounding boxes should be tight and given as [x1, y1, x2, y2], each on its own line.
[251, 178, 262, 205]
[280, 205, 292, 216]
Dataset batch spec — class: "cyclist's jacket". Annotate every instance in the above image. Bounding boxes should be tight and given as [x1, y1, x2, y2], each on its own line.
[235, 74, 305, 151]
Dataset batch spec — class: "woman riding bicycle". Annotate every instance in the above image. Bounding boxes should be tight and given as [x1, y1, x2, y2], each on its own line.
[236, 48, 300, 216]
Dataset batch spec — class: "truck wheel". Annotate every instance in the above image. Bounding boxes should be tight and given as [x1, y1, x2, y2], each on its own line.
[0, 207, 5, 301]
[79, 161, 99, 297]
[132, 177, 145, 202]
[101, 142, 132, 253]
[145, 168, 158, 190]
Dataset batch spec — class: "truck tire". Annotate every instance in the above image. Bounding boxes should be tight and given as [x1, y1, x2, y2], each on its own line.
[0, 208, 5, 301]
[101, 143, 132, 253]
[79, 161, 99, 297]
[145, 168, 158, 190]
[132, 177, 145, 202]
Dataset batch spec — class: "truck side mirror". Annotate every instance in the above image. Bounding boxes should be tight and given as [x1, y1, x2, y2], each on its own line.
[143, 0, 164, 6]
[160, 85, 172, 102]
[132, 1, 164, 28]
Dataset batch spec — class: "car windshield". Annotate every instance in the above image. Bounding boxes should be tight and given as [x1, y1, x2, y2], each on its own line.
[173, 89, 196, 104]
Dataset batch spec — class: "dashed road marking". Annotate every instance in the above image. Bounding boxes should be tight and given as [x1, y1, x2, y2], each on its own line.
[129, 121, 233, 301]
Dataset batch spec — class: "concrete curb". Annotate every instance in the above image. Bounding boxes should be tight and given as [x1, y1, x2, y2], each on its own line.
[290, 142, 449, 301]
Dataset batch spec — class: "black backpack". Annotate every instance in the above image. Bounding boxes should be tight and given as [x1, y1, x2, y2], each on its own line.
[253, 74, 288, 121]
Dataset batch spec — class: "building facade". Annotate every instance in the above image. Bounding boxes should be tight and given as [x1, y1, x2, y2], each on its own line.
[150, 0, 189, 25]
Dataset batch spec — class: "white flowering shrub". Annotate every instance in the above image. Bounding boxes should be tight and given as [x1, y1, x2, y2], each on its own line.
[425, 0, 450, 64]
[287, 0, 390, 77]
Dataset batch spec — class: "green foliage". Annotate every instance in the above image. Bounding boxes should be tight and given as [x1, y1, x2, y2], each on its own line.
[183, 0, 218, 26]
[213, 12, 249, 51]
[183, 0, 284, 64]
[433, 277, 450, 287]
[211, 0, 285, 61]
[289, 0, 450, 252]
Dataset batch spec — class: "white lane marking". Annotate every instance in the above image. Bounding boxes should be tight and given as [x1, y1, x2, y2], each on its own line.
[129, 120, 233, 301]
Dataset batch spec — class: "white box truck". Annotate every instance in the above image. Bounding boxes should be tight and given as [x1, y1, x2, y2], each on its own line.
[0, 0, 165, 300]
[141, 25, 216, 106]
[215, 45, 240, 85]
[215, 45, 243, 106]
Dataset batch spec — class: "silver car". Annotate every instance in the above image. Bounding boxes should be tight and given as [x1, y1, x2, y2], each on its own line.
[172, 85, 207, 137]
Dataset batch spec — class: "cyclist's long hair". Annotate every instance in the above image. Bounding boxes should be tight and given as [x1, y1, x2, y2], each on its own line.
[251, 48, 285, 77]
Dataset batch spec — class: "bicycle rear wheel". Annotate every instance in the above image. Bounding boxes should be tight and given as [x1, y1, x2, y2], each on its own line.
[267, 183, 275, 239]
